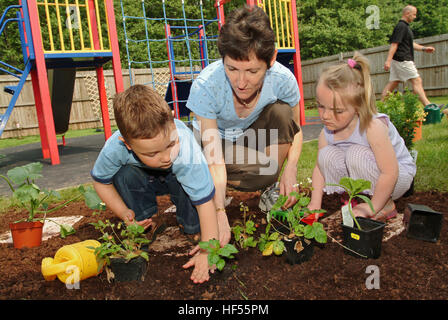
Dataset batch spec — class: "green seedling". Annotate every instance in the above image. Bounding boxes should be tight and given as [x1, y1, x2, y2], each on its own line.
[0, 162, 103, 238]
[199, 238, 238, 271]
[327, 177, 376, 230]
[89, 220, 150, 272]
[231, 202, 258, 249]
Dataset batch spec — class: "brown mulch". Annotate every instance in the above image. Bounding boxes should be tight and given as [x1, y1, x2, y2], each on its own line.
[0, 190, 447, 300]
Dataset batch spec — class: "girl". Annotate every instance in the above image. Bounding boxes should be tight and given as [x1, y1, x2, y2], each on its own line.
[307, 52, 416, 220]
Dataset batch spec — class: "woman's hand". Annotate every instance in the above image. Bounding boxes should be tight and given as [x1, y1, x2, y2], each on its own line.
[279, 166, 298, 209]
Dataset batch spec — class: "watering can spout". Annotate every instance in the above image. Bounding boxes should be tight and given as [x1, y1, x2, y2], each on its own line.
[41, 240, 103, 283]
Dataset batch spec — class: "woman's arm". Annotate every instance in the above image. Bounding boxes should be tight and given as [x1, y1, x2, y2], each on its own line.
[280, 103, 303, 208]
[195, 115, 231, 246]
[308, 130, 327, 210]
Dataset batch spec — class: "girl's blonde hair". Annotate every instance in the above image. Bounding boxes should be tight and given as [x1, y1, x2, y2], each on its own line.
[318, 51, 377, 132]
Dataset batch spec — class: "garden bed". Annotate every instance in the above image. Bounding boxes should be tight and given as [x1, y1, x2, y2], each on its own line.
[0, 190, 447, 300]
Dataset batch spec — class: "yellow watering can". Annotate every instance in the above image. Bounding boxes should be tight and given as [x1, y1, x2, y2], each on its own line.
[41, 240, 104, 284]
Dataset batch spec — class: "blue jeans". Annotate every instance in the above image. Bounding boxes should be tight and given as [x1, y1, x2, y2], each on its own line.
[112, 165, 200, 234]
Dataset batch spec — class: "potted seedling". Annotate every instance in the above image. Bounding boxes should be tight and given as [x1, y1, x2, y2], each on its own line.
[0, 162, 97, 249]
[328, 177, 386, 259]
[258, 190, 327, 265]
[231, 202, 258, 250]
[90, 219, 150, 282]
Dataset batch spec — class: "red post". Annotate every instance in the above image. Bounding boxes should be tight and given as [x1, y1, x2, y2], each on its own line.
[215, 0, 230, 29]
[88, 0, 113, 140]
[30, 71, 50, 159]
[290, 0, 306, 126]
[105, 0, 124, 93]
[27, 0, 60, 164]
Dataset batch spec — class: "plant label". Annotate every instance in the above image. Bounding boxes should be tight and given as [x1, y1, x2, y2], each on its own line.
[341, 204, 354, 228]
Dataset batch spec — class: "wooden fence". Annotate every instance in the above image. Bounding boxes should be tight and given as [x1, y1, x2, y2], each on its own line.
[301, 33, 448, 102]
[1, 34, 447, 139]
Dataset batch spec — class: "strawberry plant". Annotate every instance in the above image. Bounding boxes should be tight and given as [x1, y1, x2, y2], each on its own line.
[259, 189, 327, 257]
[90, 219, 150, 270]
[198, 238, 238, 271]
[231, 202, 257, 249]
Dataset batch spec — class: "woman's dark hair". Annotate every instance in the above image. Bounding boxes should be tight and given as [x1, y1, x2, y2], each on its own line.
[217, 6, 276, 67]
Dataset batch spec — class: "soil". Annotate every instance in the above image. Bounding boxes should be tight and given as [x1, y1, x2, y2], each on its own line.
[0, 190, 447, 300]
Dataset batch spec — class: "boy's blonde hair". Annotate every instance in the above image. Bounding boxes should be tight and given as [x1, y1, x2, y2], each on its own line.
[113, 84, 174, 142]
[318, 52, 377, 132]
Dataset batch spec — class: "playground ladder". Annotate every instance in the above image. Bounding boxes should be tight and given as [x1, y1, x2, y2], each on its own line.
[0, 5, 31, 137]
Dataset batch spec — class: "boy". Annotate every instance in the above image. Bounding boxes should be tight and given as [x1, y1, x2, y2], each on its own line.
[91, 84, 219, 283]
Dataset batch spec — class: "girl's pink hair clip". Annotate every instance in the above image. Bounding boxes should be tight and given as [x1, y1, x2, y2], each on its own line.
[347, 58, 357, 68]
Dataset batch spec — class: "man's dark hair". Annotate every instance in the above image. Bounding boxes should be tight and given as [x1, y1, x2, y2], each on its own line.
[217, 6, 275, 67]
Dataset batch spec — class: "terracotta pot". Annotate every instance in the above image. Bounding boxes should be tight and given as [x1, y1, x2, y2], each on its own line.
[9, 221, 44, 249]
[413, 120, 423, 142]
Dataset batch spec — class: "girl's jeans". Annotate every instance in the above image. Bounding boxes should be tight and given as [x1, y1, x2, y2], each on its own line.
[112, 165, 200, 234]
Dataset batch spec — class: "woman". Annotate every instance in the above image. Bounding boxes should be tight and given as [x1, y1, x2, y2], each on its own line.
[186, 6, 303, 245]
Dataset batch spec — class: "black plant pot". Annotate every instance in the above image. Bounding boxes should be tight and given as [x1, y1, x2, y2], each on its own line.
[283, 237, 314, 265]
[109, 256, 148, 282]
[404, 203, 443, 242]
[341, 217, 386, 259]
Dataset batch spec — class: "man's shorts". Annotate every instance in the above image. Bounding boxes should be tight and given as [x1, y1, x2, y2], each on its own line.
[390, 60, 420, 82]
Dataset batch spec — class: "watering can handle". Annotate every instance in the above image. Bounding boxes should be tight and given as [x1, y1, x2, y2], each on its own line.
[41, 258, 77, 277]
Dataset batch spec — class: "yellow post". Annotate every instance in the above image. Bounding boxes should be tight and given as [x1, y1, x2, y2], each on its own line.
[64, 0, 76, 51]
[43, 0, 55, 51]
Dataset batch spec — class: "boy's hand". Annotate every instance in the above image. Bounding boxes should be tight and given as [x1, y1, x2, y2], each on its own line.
[182, 249, 215, 284]
[121, 209, 152, 230]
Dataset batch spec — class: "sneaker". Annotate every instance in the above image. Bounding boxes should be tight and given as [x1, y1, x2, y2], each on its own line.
[258, 182, 280, 213]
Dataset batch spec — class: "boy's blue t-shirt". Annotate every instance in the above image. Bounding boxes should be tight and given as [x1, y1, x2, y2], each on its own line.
[90, 119, 215, 205]
[186, 60, 300, 141]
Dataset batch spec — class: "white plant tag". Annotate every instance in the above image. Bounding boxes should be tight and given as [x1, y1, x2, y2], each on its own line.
[342, 204, 354, 228]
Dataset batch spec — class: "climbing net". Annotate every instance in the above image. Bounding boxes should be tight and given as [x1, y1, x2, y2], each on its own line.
[84, 74, 114, 127]
[120, 0, 222, 117]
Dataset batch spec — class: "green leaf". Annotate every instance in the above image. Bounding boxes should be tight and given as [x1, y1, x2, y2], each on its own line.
[125, 252, 138, 261]
[268, 232, 279, 241]
[199, 241, 210, 251]
[60, 224, 75, 239]
[273, 240, 285, 255]
[208, 253, 220, 266]
[244, 237, 257, 248]
[216, 259, 225, 271]
[262, 242, 274, 256]
[7, 162, 43, 185]
[303, 224, 315, 239]
[140, 251, 149, 261]
[356, 194, 375, 216]
[82, 187, 105, 210]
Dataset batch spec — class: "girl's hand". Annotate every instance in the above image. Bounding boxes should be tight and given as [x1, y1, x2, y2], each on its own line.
[351, 203, 375, 218]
